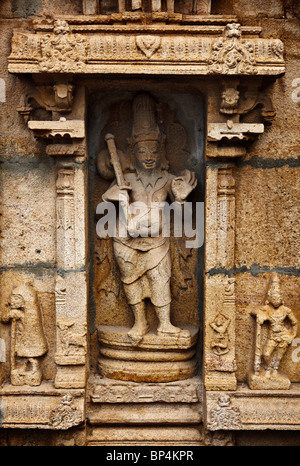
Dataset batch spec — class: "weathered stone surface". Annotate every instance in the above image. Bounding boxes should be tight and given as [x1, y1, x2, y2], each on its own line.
[235, 166, 300, 270]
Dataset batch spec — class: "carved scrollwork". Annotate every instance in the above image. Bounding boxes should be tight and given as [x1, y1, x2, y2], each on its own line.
[209, 23, 257, 75]
[208, 394, 242, 430]
[49, 394, 83, 430]
[39, 20, 87, 73]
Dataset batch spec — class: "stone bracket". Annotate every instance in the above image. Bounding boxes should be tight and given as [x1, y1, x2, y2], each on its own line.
[207, 121, 264, 142]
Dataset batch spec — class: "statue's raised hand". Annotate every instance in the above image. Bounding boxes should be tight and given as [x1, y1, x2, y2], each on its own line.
[171, 170, 197, 204]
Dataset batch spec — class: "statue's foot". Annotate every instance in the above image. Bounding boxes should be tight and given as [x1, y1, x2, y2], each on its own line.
[127, 324, 149, 345]
[265, 369, 271, 379]
[157, 324, 190, 338]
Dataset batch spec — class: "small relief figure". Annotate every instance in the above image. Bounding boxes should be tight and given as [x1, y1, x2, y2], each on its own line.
[50, 394, 82, 430]
[2, 281, 48, 386]
[210, 313, 230, 355]
[101, 93, 197, 344]
[208, 394, 241, 430]
[57, 321, 86, 356]
[249, 273, 298, 389]
[220, 87, 240, 115]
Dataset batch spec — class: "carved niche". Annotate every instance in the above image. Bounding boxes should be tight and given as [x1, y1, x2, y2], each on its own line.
[93, 91, 203, 383]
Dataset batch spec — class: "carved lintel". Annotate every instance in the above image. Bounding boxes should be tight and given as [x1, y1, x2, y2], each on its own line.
[8, 22, 285, 76]
[0, 384, 84, 429]
[91, 376, 202, 403]
[206, 386, 300, 431]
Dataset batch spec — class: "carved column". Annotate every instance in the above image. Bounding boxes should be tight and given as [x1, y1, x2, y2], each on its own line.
[204, 165, 237, 390]
[54, 162, 88, 389]
[204, 75, 278, 391]
[14, 82, 89, 389]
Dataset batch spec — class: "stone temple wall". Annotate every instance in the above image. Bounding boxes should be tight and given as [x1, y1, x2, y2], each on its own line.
[0, 0, 299, 447]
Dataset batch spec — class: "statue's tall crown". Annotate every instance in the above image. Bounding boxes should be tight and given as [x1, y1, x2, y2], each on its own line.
[131, 93, 161, 143]
[265, 272, 282, 304]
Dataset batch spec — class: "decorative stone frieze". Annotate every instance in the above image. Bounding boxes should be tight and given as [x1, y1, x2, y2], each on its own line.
[8, 20, 285, 76]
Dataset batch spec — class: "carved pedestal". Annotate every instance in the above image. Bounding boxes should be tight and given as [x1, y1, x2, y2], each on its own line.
[98, 325, 199, 382]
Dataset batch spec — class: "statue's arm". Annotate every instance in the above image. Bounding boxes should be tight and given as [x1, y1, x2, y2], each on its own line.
[102, 179, 130, 205]
[170, 169, 197, 204]
[287, 308, 298, 338]
[1, 305, 23, 322]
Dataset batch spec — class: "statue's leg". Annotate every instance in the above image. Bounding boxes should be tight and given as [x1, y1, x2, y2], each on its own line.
[155, 304, 190, 337]
[262, 339, 277, 377]
[271, 345, 288, 375]
[29, 357, 39, 373]
[127, 301, 149, 344]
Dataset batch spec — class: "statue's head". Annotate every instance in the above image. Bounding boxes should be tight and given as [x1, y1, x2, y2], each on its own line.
[9, 280, 36, 310]
[133, 136, 164, 171]
[128, 93, 168, 171]
[10, 293, 25, 309]
[266, 273, 283, 308]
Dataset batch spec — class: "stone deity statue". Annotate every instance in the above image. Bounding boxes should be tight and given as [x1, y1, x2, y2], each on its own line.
[101, 93, 197, 344]
[2, 281, 48, 386]
[249, 273, 298, 389]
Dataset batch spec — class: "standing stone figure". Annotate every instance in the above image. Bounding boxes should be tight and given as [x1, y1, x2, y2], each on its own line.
[2, 281, 48, 386]
[249, 273, 298, 389]
[101, 93, 197, 344]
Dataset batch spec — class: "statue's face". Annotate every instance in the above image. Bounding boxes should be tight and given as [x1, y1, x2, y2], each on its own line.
[268, 290, 282, 308]
[134, 140, 161, 171]
[10, 294, 24, 309]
